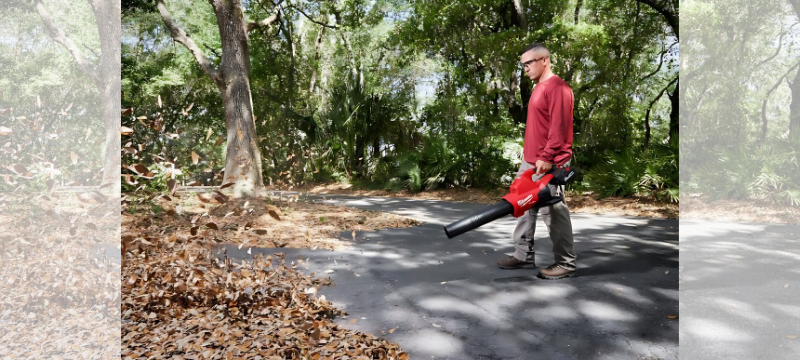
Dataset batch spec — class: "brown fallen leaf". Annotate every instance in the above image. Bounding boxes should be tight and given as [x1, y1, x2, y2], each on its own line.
[213, 191, 229, 203]
[167, 179, 177, 194]
[205, 222, 219, 230]
[131, 163, 149, 175]
[10, 164, 29, 175]
[266, 205, 281, 221]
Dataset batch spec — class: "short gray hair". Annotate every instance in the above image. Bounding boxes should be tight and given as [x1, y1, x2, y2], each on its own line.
[519, 43, 550, 57]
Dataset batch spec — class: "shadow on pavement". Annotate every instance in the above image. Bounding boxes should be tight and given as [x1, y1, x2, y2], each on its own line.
[680, 220, 800, 360]
[220, 195, 679, 359]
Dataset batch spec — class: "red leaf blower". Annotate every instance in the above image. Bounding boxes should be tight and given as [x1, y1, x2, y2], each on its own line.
[443, 165, 577, 239]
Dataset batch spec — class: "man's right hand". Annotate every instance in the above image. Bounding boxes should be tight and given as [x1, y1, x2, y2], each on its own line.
[535, 160, 552, 176]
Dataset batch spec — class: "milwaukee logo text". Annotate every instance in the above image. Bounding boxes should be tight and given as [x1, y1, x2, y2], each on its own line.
[517, 194, 533, 207]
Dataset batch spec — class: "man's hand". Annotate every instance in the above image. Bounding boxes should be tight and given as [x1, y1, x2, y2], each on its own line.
[535, 160, 552, 175]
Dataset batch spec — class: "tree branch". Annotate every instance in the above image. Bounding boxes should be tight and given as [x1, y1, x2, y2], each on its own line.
[248, 0, 284, 32]
[643, 76, 678, 149]
[155, 0, 221, 84]
[634, 0, 679, 39]
[756, 22, 800, 68]
[203, 43, 221, 59]
[34, 0, 99, 85]
[642, 41, 677, 81]
[761, 62, 800, 144]
[288, 4, 338, 29]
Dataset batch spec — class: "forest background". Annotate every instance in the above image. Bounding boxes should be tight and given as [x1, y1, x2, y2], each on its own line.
[116, 0, 684, 202]
[7, 0, 799, 208]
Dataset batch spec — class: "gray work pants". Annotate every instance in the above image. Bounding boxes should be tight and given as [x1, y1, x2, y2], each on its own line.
[512, 161, 577, 270]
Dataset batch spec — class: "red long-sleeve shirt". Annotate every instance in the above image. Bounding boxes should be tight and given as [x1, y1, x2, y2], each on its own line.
[523, 75, 574, 166]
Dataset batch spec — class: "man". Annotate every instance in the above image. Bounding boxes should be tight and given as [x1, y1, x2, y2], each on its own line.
[496, 43, 577, 280]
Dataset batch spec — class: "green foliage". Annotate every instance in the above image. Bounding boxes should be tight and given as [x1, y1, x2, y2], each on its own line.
[582, 143, 678, 202]
[689, 139, 800, 206]
[0, 1, 107, 189]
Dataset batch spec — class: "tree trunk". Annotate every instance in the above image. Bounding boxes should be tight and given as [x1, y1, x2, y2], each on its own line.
[35, 0, 121, 191]
[100, 82, 120, 190]
[94, 0, 121, 192]
[373, 137, 380, 161]
[788, 1, 800, 140]
[354, 135, 365, 179]
[509, 70, 532, 127]
[503, 0, 530, 128]
[510, 0, 527, 30]
[212, 0, 264, 196]
[668, 79, 679, 144]
[790, 68, 800, 139]
[309, 27, 325, 92]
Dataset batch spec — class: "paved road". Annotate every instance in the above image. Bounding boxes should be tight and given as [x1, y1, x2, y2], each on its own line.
[680, 219, 800, 360]
[222, 195, 679, 359]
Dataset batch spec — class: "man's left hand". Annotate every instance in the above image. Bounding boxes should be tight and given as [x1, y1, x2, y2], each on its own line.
[535, 160, 552, 175]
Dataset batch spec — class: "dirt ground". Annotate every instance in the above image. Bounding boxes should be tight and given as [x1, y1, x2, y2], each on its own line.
[123, 192, 420, 251]
[289, 183, 680, 219]
[681, 195, 800, 224]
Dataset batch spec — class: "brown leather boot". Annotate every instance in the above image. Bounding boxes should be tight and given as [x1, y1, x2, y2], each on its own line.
[496, 255, 536, 269]
[538, 264, 576, 279]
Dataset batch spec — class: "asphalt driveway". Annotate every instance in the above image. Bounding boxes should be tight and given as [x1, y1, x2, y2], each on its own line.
[679, 219, 800, 360]
[222, 194, 679, 359]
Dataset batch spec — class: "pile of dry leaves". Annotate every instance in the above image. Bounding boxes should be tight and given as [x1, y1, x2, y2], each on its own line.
[122, 187, 411, 359]
[0, 192, 120, 359]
